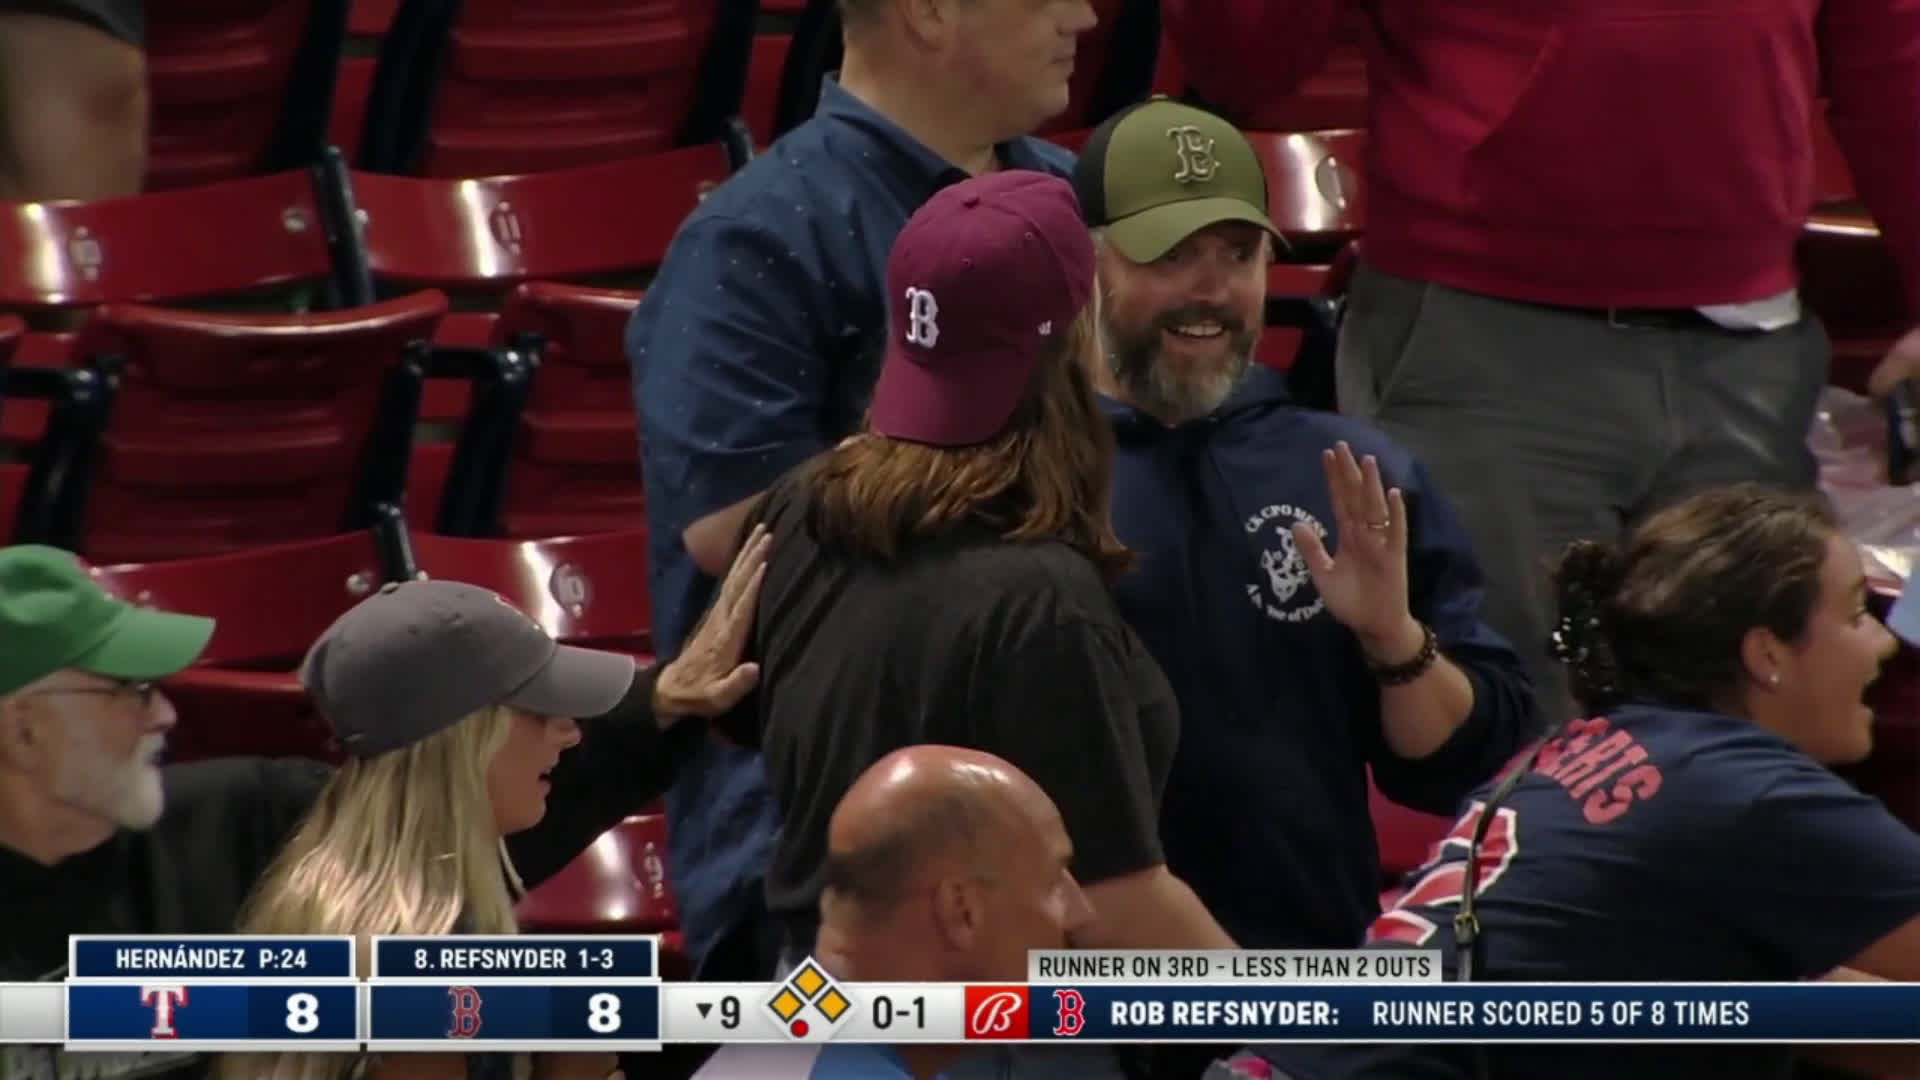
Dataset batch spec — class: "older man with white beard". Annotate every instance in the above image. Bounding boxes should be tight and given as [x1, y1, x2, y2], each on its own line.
[1076, 100, 1536, 958]
[0, 544, 327, 1079]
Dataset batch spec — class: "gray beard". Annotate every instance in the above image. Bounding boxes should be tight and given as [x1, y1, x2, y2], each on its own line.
[1106, 331, 1255, 426]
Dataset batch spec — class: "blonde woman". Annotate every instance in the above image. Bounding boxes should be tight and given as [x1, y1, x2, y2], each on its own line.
[219, 528, 770, 1080]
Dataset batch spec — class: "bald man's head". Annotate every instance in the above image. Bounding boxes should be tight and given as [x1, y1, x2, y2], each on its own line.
[823, 747, 1042, 907]
[819, 746, 1091, 982]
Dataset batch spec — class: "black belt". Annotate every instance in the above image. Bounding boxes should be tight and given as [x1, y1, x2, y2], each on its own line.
[1548, 303, 1760, 333]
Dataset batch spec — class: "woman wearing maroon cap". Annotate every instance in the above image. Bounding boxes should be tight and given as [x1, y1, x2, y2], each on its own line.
[701, 171, 1232, 1076]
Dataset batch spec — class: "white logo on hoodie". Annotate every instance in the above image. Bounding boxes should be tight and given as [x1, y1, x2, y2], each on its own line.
[1245, 503, 1327, 623]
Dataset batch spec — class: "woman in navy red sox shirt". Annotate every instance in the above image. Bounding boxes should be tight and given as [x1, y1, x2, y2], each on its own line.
[1256, 484, 1920, 1080]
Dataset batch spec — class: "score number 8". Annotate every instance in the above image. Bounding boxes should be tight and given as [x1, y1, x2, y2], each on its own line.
[587, 993, 623, 1033]
[285, 992, 320, 1033]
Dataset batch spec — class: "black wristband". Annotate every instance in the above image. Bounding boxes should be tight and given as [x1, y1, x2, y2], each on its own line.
[1368, 623, 1439, 686]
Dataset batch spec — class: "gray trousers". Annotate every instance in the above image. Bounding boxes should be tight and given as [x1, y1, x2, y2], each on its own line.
[1335, 262, 1829, 723]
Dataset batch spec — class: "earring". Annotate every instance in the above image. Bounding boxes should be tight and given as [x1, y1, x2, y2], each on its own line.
[1768, 672, 1781, 687]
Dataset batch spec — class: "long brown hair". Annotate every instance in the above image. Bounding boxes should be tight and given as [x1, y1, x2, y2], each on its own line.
[1551, 484, 1837, 712]
[805, 301, 1131, 579]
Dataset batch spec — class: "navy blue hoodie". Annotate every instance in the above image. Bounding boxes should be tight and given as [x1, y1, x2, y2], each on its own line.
[1103, 366, 1535, 948]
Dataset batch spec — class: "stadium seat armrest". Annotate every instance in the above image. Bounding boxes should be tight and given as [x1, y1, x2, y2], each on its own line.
[721, 117, 757, 171]
[1265, 294, 1343, 411]
[428, 344, 537, 537]
[1, 364, 80, 400]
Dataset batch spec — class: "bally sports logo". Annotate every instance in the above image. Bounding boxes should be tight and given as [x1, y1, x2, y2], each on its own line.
[964, 987, 1029, 1039]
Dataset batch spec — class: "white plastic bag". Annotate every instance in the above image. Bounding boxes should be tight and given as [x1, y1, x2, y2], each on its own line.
[1812, 385, 1920, 583]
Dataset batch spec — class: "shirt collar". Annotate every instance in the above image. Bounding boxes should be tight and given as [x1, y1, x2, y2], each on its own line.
[812, 75, 1067, 196]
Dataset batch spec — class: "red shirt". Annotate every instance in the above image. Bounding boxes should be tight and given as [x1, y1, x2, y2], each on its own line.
[1165, 0, 1920, 313]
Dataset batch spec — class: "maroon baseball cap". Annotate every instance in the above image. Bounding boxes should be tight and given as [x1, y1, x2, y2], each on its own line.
[867, 170, 1096, 448]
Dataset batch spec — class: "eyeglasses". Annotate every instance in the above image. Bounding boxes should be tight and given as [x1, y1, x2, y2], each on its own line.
[29, 681, 159, 708]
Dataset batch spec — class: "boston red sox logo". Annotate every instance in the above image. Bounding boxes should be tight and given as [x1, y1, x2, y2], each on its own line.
[447, 986, 483, 1038]
[904, 287, 940, 348]
[1053, 989, 1086, 1037]
[1166, 125, 1219, 184]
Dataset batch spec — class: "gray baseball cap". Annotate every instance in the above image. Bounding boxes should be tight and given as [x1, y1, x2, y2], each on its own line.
[300, 579, 637, 758]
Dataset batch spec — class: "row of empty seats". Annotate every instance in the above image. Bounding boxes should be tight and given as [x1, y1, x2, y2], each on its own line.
[135, 0, 1205, 191]
[0, 128, 1372, 566]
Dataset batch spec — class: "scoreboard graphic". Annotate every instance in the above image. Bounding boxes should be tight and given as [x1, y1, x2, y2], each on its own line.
[62, 935, 360, 1052]
[365, 935, 662, 1051]
[16, 940, 1920, 1051]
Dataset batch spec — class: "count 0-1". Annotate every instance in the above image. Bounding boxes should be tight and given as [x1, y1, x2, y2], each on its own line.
[873, 995, 927, 1030]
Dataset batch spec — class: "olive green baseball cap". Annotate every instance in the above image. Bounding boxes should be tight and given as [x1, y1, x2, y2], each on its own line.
[1072, 96, 1279, 263]
[0, 545, 215, 697]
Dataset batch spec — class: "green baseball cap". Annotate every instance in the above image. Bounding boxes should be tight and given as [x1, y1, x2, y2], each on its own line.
[1072, 96, 1279, 263]
[0, 545, 215, 697]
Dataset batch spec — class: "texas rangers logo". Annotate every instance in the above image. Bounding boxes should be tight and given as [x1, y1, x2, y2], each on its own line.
[141, 985, 188, 1038]
[1245, 503, 1326, 623]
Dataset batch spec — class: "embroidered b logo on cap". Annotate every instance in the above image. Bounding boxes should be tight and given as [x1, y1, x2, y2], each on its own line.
[1168, 125, 1219, 184]
[904, 286, 940, 348]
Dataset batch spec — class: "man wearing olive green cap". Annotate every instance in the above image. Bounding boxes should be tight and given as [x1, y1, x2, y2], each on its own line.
[1074, 96, 1282, 425]
[1076, 99, 1536, 969]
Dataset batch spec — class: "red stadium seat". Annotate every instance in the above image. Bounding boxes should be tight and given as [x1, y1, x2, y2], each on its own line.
[487, 283, 644, 538]
[1252, 129, 1368, 248]
[516, 813, 678, 933]
[743, 32, 793, 145]
[0, 166, 357, 451]
[1253, 129, 1368, 406]
[144, 1, 348, 191]
[329, 57, 378, 162]
[409, 527, 652, 657]
[349, 147, 727, 295]
[357, 0, 757, 177]
[11, 293, 445, 566]
[0, 313, 22, 375]
[89, 529, 396, 761]
[348, 0, 398, 35]
[0, 168, 348, 312]
[1368, 772, 1454, 885]
[344, 152, 717, 512]
[1798, 209, 1906, 397]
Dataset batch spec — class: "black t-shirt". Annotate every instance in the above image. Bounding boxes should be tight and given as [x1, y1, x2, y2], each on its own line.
[738, 469, 1182, 930]
[0, 757, 329, 1080]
